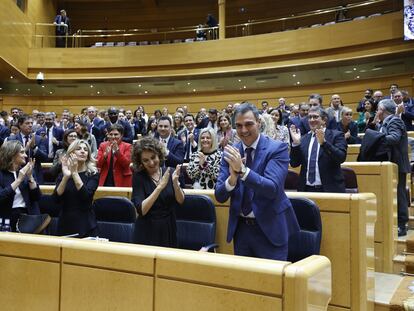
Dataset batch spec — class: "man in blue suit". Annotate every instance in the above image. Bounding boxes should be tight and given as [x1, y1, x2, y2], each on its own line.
[215, 103, 299, 260]
[86, 106, 106, 147]
[290, 106, 347, 193]
[35, 112, 64, 162]
[177, 114, 199, 162]
[156, 116, 184, 167]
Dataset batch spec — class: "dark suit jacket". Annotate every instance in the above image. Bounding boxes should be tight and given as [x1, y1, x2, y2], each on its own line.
[0, 124, 10, 146]
[88, 117, 106, 147]
[290, 129, 347, 192]
[105, 119, 134, 144]
[401, 98, 414, 131]
[299, 115, 337, 135]
[178, 128, 200, 161]
[0, 170, 41, 219]
[36, 126, 64, 157]
[9, 133, 49, 184]
[381, 115, 410, 173]
[165, 136, 184, 167]
[336, 121, 361, 144]
[215, 134, 299, 247]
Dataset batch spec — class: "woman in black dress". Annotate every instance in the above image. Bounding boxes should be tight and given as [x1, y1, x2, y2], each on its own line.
[131, 137, 184, 247]
[53, 139, 99, 237]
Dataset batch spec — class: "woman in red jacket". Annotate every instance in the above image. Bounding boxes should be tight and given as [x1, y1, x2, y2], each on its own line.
[97, 124, 132, 187]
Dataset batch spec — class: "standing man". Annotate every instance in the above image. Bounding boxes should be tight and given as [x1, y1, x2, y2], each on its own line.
[156, 116, 184, 167]
[35, 112, 64, 162]
[377, 99, 410, 236]
[178, 114, 199, 163]
[326, 94, 344, 123]
[54, 9, 70, 48]
[290, 106, 347, 193]
[215, 103, 299, 260]
[299, 94, 337, 134]
[105, 107, 133, 144]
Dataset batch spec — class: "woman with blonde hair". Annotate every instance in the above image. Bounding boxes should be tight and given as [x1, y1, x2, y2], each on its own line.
[53, 139, 99, 237]
[187, 127, 222, 190]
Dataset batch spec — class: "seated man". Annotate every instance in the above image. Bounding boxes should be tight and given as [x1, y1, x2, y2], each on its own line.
[290, 106, 347, 193]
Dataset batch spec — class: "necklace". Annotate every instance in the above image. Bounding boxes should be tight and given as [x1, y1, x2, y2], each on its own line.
[150, 168, 162, 184]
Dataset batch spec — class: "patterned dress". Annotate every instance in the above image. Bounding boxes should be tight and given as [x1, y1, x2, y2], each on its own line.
[187, 150, 222, 190]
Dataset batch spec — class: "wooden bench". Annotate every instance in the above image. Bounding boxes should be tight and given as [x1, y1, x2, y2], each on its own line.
[40, 186, 376, 311]
[0, 233, 331, 311]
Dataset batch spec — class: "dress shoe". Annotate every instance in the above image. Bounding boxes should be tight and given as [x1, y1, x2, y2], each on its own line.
[16, 214, 51, 234]
[398, 226, 407, 237]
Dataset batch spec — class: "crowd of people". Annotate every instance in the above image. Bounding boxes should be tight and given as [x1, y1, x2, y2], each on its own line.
[0, 83, 412, 258]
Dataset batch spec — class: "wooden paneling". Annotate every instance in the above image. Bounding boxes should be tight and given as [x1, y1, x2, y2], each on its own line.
[27, 12, 414, 79]
[2, 73, 412, 117]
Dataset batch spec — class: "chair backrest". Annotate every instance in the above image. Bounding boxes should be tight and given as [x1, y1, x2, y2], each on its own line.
[288, 197, 322, 262]
[284, 169, 299, 191]
[38, 194, 61, 217]
[342, 167, 359, 193]
[92, 196, 137, 243]
[175, 194, 216, 251]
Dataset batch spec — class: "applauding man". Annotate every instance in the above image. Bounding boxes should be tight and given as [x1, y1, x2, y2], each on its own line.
[290, 106, 347, 192]
[215, 103, 299, 260]
[97, 124, 132, 187]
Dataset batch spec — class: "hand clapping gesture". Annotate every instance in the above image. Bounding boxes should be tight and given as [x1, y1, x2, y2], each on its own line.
[224, 145, 242, 175]
[172, 165, 181, 185]
[315, 128, 325, 145]
[289, 125, 301, 145]
[158, 169, 170, 190]
[61, 156, 72, 177]
[198, 152, 206, 167]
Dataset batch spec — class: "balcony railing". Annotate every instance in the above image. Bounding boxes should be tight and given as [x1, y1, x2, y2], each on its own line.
[32, 0, 400, 48]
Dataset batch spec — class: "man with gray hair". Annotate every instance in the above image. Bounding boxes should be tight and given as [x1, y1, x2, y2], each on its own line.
[377, 99, 410, 236]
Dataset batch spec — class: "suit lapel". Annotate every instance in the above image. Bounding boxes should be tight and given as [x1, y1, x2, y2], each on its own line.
[302, 132, 312, 162]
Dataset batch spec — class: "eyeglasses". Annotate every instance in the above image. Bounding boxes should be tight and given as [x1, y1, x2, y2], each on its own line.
[344, 113, 353, 116]
[67, 134, 78, 138]
[308, 115, 321, 120]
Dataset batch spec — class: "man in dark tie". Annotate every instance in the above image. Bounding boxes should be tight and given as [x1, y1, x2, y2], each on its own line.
[215, 103, 299, 260]
[178, 114, 199, 163]
[156, 116, 184, 167]
[290, 106, 347, 193]
[377, 99, 410, 236]
[36, 112, 64, 162]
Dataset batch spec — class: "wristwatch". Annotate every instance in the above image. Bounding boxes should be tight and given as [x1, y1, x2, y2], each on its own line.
[238, 165, 247, 176]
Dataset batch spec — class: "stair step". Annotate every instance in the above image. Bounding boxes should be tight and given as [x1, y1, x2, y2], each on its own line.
[393, 254, 406, 274]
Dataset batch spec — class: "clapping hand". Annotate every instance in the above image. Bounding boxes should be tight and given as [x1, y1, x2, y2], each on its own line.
[25, 158, 35, 179]
[315, 128, 325, 145]
[111, 141, 119, 153]
[172, 165, 181, 185]
[198, 152, 206, 167]
[289, 125, 301, 144]
[61, 156, 72, 177]
[67, 154, 79, 174]
[17, 161, 33, 182]
[158, 169, 170, 190]
[397, 103, 405, 115]
[344, 130, 351, 139]
[52, 137, 59, 145]
[224, 145, 242, 174]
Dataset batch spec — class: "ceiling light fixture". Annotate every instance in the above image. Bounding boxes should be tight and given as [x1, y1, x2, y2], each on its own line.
[90, 85, 94, 88]
[144, 90, 148, 94]
[292, 74, 296, 77]
[10, 76, 13, 79]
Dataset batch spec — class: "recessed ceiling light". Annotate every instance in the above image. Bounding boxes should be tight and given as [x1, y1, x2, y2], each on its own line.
[356, 76, 360, 79]
[0, 88, 2, 90]
[292, 74, 296, 77]
[10, 76, 13, 79]
[359, 69, 367, 73]
[49, 91, 53, 94]
[296, 81, 301, 85]
[353, 68, 357, 71]
[138, 84, 142, 87]
[187, 82, 191, 85]
[90, 85, 94, 88]
[41, 85, 45, 88]
[371, 67, 382, 71]
[144, 90, 148, 94]
[243, 86, 247, 89]
[193, 89, 196, 92]
[344, 70, 353, 74]
[27, 88, 30, 91]
[238, 79, 242, 82]
[15, 88, 18, 91]
[97, 91, 100, 94]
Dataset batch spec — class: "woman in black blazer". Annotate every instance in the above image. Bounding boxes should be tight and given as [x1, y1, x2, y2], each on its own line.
[0, 140, 41, 231]
[53, 139, 99, 237]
